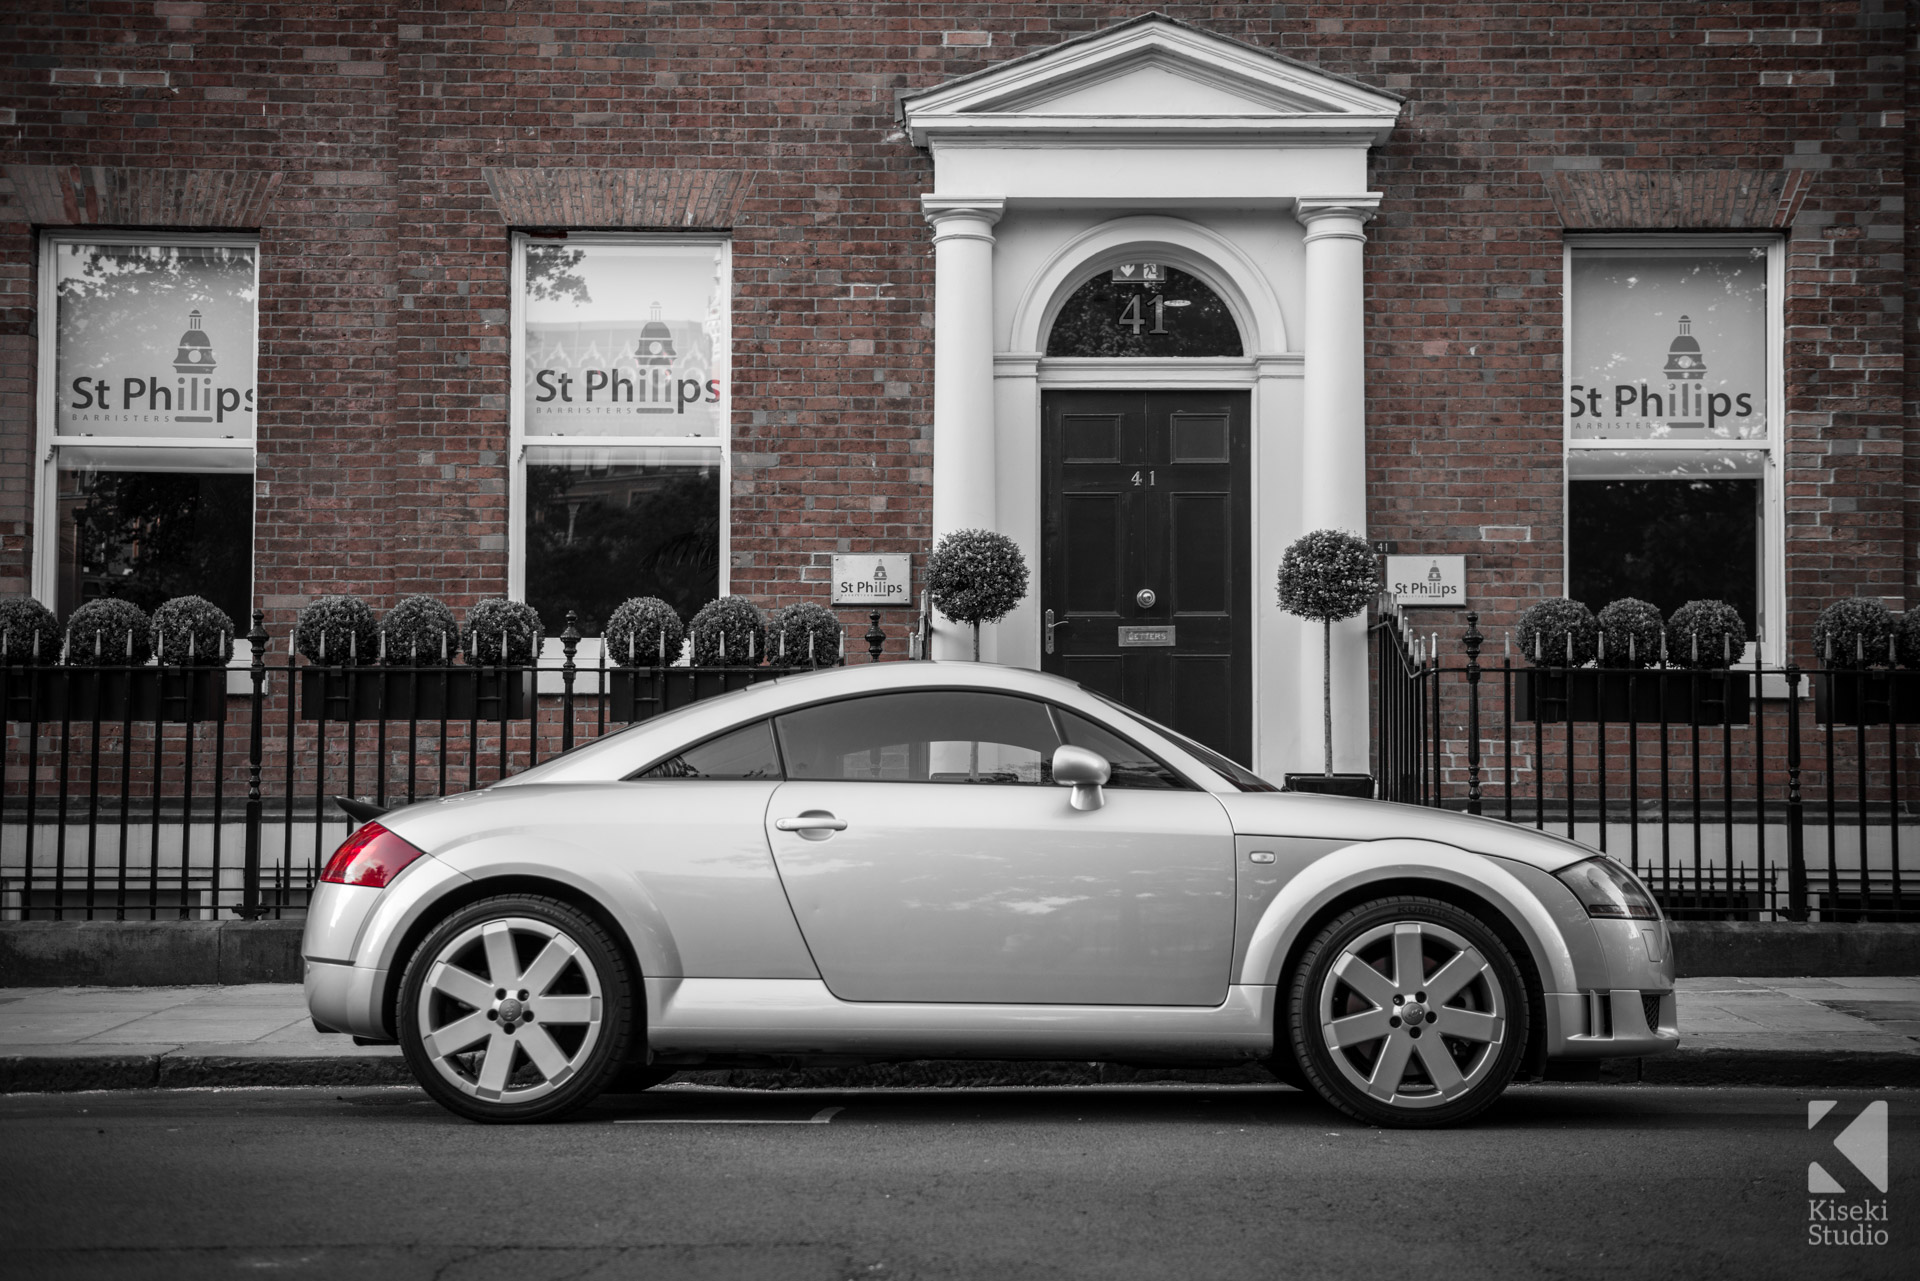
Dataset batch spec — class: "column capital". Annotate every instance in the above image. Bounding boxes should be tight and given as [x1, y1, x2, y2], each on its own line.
[921, 195, 1005, 243]
[1294, 194, 1382, 243]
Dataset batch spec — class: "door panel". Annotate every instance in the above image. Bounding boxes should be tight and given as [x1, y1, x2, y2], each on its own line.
[1042, 390, 1252, 763]
[1170, 491, 1230, 614]
[1170, 412, 1230, 463]
[1062, 411, 1124, 462]
[765, 781, 1237, 1005]
[1060, 654, 1123, 702]
[1172, 655, 1234, 756]
[1061, 493, 1124, 615]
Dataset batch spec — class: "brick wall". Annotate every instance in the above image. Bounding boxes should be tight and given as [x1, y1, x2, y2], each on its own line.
[1, 2, 1911, 663]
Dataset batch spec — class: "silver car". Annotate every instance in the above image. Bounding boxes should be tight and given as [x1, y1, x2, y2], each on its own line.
[304, 661, 1676, 1127]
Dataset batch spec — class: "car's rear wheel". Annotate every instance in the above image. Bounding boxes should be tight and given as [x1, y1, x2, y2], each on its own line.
[398, 894, 633, 1123]
[1286, 895, 1528, 1128]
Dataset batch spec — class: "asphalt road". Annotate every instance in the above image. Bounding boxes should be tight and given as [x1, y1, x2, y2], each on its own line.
[1, 1083, 1913, 1281]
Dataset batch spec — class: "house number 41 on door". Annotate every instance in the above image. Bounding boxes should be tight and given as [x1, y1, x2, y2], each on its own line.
[1131, 471, 1155, 486]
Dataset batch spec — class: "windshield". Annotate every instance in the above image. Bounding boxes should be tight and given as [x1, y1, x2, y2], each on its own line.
[1089, 692, 1279, 792]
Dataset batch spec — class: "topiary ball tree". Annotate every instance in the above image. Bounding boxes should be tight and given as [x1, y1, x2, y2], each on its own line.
[380, 595, 459, 665]
[65, 598, 152, 666]
[604, 597, 685, 668]
[1812, 597, 1894, 670]
[295, 595, 378, 666]
[1595, 598, 1663, 669]
[1667, 600, 1749, 670]
[1276, 529, 1379, 776]
[689, 596, 767, 667]
[1898, 609, 1920, 671]
[462, 598, 544, 666]
[928, 529, 1030, 661]
[151, 596, 235, 666]
[0, 595, 61, 664]
[1517, 598, 1598, 668]
[767, 602, 842, 667]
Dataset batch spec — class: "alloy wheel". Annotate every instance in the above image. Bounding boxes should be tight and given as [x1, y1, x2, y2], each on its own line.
[413, 915, 606, 1104]
[1315, 918, 1507, 1111]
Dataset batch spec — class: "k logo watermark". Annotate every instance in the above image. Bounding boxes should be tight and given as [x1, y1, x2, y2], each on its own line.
[1807, 1100, 1890, 1246]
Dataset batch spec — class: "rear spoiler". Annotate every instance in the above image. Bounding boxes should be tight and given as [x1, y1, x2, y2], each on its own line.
[334, 796, 390, 824]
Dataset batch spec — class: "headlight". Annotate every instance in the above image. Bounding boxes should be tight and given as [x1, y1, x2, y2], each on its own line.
[1556, 856, 1660, 920]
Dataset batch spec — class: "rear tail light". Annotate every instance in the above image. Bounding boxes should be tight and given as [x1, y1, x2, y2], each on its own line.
[320, 821, 428, 888]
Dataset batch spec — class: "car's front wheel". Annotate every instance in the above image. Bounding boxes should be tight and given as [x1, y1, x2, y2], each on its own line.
[398, 894, 633, 1123]
[1286, 895, 1528, 1128]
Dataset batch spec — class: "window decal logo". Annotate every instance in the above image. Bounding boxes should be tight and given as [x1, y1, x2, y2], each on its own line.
[66, 307, 253, 426]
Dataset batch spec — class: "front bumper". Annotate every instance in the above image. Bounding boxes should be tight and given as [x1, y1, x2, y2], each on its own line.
[1544, 916, 1679, 1060]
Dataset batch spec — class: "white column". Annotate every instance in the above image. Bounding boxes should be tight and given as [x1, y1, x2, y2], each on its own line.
[1294, 195, 1380, 774]
[921, 195, 1003, 659]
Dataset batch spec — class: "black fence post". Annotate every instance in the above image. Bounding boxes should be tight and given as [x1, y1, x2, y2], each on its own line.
[866, 610, 886, 662]
[560, 610, 579, 755]
[1785, 663, 1808, 922]
[1464, 612, 1484, 816]
[235, 609, 268, 920]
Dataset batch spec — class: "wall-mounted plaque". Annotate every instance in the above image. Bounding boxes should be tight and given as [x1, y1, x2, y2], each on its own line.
[831, 554, 911, 605]
[1387, 555, 1466, 608]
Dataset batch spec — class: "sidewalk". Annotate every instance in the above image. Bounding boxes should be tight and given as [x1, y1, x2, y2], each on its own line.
[1, 977, 1916, 1094]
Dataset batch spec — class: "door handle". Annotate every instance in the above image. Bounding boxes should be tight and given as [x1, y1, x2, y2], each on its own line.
[1044, 608, 1071, 655]
[775, 814, 847, 832]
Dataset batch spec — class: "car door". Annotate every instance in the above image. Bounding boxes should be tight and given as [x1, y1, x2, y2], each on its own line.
[763, 689, 1236, 1006]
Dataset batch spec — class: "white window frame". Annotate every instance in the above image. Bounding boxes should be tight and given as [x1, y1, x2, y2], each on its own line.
[32, 231, 260, 650]
[1561, 233, 1786, 665]
[507, 232, 731, 653]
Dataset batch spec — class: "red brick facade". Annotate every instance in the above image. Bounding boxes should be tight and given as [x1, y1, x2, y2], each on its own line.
[2, 2, 1914, 665]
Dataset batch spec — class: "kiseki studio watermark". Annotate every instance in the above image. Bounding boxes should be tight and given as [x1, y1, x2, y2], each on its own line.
[1806, 1100, 1890, 1247]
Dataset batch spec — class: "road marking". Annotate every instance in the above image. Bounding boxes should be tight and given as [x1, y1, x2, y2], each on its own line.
[616, 1106, 843, 1126]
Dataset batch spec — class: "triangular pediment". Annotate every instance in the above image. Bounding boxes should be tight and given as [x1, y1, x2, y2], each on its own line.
[901, 14, 1401, 144]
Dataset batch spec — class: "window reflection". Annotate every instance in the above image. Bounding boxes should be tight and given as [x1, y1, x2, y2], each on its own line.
[55, 465, 252, 624]
[1568, 478, 1761, 633]
[524, 450, 719, 635]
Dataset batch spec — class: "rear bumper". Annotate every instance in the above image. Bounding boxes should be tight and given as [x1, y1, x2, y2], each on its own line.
[305, 957, 391, 1040]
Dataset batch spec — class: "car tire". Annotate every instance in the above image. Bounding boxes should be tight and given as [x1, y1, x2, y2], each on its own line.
[398, 894, 634, 1124]
[1285, 895, 1528, 1129]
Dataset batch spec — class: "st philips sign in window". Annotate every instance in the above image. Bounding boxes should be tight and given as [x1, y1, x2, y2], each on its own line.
[1566, 247, 1767, 441]
[55, 243, 257, 435]
[522, 241, 727, 436]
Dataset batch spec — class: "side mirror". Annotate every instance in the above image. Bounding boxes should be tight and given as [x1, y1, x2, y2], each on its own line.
[1051, 745, 1111, 812]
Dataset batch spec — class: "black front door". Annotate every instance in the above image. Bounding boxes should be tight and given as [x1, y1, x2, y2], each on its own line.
[1041, 390, 1252, 764]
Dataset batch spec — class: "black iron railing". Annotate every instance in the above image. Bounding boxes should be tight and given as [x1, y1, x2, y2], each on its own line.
[1, 609, 902, 922]
[1374, 608, 1916, 922]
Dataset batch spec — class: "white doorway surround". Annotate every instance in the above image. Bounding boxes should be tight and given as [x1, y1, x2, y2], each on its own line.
[900, 15, 1401, 778]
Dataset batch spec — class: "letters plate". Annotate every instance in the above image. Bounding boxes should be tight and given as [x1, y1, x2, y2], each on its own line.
[1117, 625, 1176, 648]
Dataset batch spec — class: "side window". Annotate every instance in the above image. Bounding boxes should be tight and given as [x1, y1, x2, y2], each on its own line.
[775, 692, 1060, 785]
[1053, 708, 1186, 790]
[635, 720, 782, 780]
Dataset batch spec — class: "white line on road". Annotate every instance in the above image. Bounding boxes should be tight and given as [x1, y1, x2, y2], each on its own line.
[616, 1106, 844, 1126]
